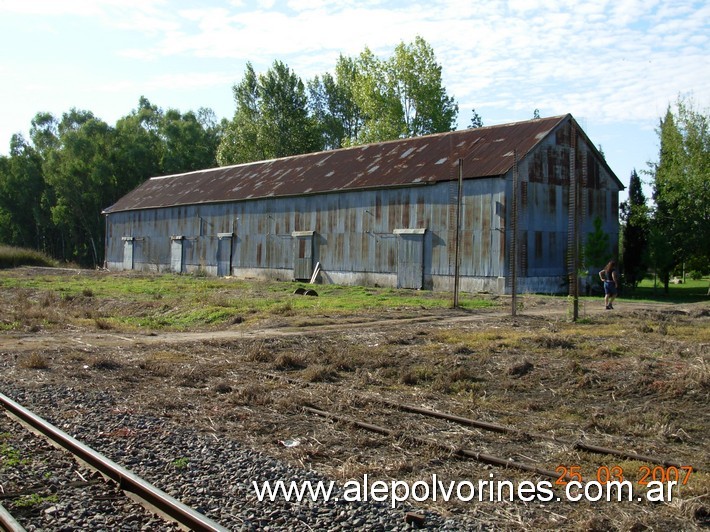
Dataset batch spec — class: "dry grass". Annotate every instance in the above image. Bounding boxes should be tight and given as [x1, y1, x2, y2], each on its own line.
[2, 271, 709, 530]
[19, 352, 49, 369]
[94, 318, 113, 330]
[301, 365, 339, 383]
[272, 353, 307, 371]
[90, 357, 122, 370]
[229, 383, 274, 406]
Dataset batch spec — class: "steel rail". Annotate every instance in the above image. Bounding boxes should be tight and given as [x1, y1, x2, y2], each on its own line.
[0, 392, 228, 532]
[243, 366, 687, 469]
[389, 402, 685, 468]
[303, 405, 562, 480]
[0, 503, 26, 532]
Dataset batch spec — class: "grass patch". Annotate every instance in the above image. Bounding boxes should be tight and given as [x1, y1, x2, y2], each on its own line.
[0, 270, 497, 331]
[432, 366, 481, 394]
[0, 442, 29, 468]
[90, 357, 122, 370]
[400, 365, 435, 386]
[0, 245, 57, 269]
[229, 384, 273, 406]
[13, 493, 58, 508]
[172, 457, 190, 469]
[622, 277, 710, 303]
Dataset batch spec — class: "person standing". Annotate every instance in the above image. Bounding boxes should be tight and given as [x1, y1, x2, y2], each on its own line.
[599, 260, 619, 310]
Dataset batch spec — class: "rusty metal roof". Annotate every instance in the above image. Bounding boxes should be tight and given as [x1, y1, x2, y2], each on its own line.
[104, 114, 573, 214]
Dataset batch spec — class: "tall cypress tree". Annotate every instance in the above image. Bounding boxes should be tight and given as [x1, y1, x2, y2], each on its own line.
[620, 170, 649, 290]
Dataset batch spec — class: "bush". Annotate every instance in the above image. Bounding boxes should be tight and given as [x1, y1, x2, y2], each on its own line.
[688, 271, 703, 281]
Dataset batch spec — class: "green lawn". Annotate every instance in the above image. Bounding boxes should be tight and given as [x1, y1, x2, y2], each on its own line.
[0, 270, 496, 331]
[620, 276, 710, 303]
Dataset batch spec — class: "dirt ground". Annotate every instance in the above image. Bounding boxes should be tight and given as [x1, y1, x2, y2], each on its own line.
[1, 268, 708, 530]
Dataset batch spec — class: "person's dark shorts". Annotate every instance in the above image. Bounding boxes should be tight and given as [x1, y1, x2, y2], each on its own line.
[604, 281, 617, 295]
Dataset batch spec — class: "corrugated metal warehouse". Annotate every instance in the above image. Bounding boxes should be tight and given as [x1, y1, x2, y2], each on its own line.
[103, 114, 623, 294]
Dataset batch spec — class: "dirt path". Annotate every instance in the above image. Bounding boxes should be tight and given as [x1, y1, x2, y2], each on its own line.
[1, 297, 693, 354]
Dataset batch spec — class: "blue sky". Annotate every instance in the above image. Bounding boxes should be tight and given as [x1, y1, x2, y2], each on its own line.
[1, 0, 708, 201]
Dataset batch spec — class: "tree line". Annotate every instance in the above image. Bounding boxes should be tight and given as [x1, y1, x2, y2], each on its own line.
[2, 34, 706, 286]
[0, 37, 459, 266]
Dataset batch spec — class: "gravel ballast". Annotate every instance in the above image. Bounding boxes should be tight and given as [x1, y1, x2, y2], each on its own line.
[2, 384, 479, 531]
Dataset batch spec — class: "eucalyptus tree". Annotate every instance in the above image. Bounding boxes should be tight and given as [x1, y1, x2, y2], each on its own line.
[0, 134, 49, 250]
[42, 109, 118, 266]
[159, 107, 220, 174]
[114, 97, 163, 192]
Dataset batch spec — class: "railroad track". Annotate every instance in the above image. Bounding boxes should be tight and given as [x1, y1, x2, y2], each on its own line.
[0, 391, 228, 532]
[240, 366, 694, 490]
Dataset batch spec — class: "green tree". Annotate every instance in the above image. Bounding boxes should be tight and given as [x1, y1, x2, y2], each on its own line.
[584, 216, 611, 278]
[114, 97, 163, 193]
[116, 97, 221, 180]
[29, 112, 60, 157]
[391, 36, 458, 137]
[649, 97, 709, 292]
[308, 55, 364, 149]
[0, 98, 222, 267]
[352, 37, 458, 144]
[218, 61, 319, 165]
[620, 170, 649, 290]
[0, 135, 50, 250]
[218, 63, 260, 164]
[43, 109, 118, 266]
[159, 108, 220, 174]
[468, 109, 483, 129]
[350, 47, 406, 144]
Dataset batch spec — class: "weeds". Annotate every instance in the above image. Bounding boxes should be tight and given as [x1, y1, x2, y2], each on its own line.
[13, 493, 58, 508]
[20, 352, 49, 369]
[1, 443, 29, 468]
[272, 353, 306, 371]
[90, 357, 122, 370]
[301, 364, 339, 383]
[507, 360, 534, 377]
[400, 366, 434, 386]
[229, 384, 273, 406]
[432, 366, 480, 394]
[213, 382, 233, 394]
[172, 457, 190, 470]
[95, 317, 113, 330]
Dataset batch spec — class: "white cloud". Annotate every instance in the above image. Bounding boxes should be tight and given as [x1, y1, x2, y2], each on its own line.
[0, 0, 167, 17]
